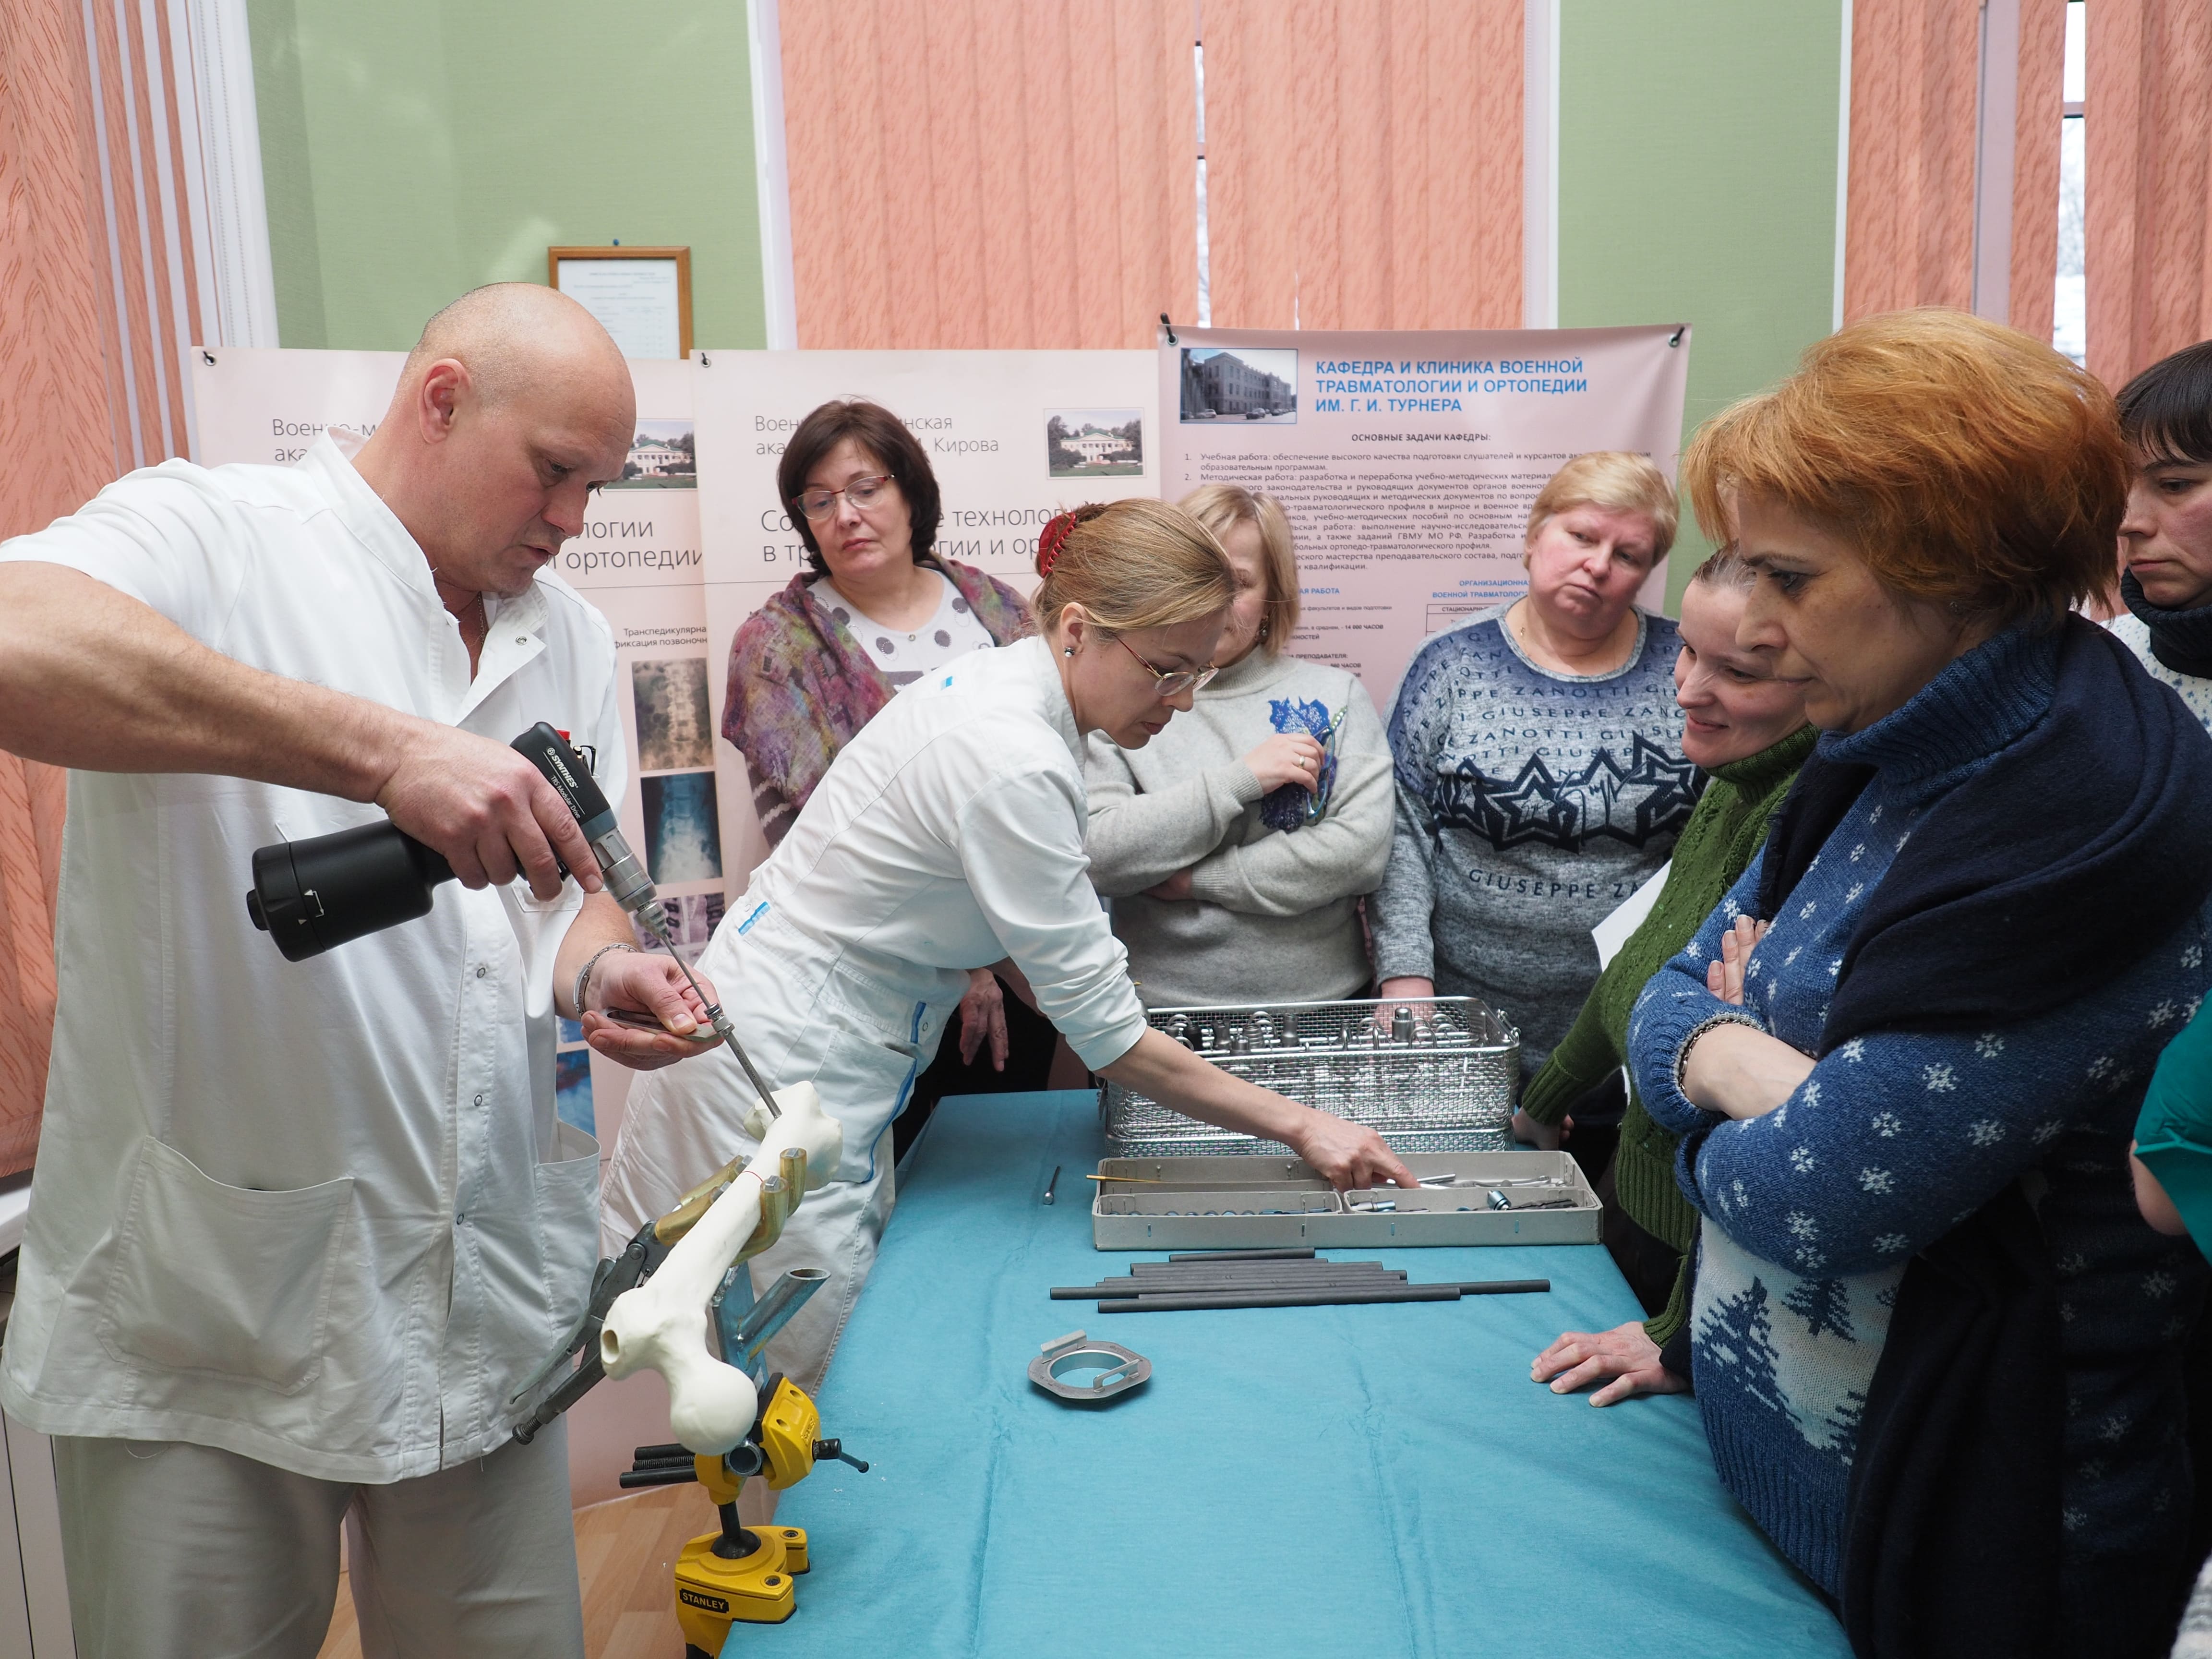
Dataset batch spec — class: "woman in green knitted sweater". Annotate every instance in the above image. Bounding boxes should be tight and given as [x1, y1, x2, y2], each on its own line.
[1524, 550, 1813, 1406]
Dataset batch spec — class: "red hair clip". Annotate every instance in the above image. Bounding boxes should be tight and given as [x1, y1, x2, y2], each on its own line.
[1037, 511, 1079, 579]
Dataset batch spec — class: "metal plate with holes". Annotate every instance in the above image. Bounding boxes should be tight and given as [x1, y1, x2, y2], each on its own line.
[1090, 1150, 1601, 1250]
[1100, 996, 1519, 1158]
[1028, 1330, 1151, 1405]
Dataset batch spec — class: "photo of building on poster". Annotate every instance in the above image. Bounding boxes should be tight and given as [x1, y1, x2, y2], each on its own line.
[610, 418, 696, 488]
[1045, 409, 1144, 477]
[1179, 348, 1298, 423]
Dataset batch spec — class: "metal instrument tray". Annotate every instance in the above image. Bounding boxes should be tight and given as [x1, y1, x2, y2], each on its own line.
[1100, 995, 1520, 1158]
[1090, 1151, 1601, 1250]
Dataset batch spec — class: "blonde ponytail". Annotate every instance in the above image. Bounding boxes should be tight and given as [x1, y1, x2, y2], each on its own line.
[1033, 499, 1233, 634]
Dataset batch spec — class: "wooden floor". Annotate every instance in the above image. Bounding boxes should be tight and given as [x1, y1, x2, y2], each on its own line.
[316, 1483, 749, 1659]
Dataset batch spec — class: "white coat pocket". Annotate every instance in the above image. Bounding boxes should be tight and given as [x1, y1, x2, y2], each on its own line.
[809, 1025, 926, 1183]
[97, 1137, 354, 1395]
[533, 1120, 602, 1334]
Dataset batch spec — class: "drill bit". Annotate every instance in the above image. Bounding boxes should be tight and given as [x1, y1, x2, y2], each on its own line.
[638, 908, 781, 1120]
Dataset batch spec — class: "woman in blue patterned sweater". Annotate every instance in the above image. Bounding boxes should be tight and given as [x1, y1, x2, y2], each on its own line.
[1371, 452, 1696, 1078]
[1628, 312, 2212, 1658]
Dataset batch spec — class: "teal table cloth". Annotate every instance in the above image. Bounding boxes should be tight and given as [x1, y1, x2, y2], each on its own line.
[745, 1090, 1847, 1657]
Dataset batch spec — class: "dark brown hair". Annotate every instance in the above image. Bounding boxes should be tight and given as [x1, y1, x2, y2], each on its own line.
[1683, 308, 2127, 628]
[777, 399, 942, 576]
[2117, 339, 2212, 468]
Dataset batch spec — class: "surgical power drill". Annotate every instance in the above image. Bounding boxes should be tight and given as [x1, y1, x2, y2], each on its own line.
[244, 721, 779, 1116]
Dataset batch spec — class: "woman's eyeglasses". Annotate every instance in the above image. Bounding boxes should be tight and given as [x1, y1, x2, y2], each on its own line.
[795, 474, 895, 520]
[1113, 634, 1219, 699]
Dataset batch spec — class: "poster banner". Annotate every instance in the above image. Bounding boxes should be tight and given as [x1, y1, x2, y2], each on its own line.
[187, 348, 707, 1149]
[691, 349, 1160, 885]
[1160, 325, 1692, 700]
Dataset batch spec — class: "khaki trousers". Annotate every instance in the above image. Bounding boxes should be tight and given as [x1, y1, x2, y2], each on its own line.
[52, 1422, 584, 1659]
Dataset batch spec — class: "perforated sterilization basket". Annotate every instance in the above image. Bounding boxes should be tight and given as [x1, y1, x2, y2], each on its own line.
[1099, 995, 1520, 1158]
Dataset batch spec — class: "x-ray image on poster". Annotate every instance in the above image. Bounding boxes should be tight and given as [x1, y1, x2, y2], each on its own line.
[633, 891, 725, 966]
[554, 1050, 594, 1137]
[641, 771, 723, 885]
[1161, 325, 1691, 700]
[631, 656, 715, 771]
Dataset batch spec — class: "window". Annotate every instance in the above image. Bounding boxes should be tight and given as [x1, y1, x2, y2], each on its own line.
[2053, 0, 2085, 364]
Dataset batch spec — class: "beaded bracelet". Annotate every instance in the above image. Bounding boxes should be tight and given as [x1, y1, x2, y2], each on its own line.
[573, 941, 638, 1019]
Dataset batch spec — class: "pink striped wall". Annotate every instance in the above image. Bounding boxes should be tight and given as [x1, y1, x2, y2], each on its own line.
[2085, 0, 2212, 393]
[2007, 0, 2067, 348]
[1202, 0, 1522, 331]
[0, 0, 201, 1173]
[1842, 0, 2066, 338]
[779, 0, 1525, 347]
[782, 0, 1199, 349]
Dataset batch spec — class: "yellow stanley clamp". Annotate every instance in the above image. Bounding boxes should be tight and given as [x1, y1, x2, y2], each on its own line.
[617, 1166, 870, 1656]
[623, 1374, 869, 1652]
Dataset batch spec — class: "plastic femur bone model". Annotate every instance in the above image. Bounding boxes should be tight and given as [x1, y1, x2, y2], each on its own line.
[598, 1083, 844, 1452]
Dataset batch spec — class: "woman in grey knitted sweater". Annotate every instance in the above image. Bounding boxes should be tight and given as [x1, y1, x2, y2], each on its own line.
[1082, 486, 1393, 1008]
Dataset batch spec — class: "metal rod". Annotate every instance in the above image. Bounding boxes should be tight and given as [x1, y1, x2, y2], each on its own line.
[1048, 1283, 1398, 1309]
[724, 1267, 830, 1369]
[1111, 1270, 1407, 1289]
[1132, 1255, 1379, 1273]
[1115, 1274, 1407, 1283]
[643, 917, 781, 1119]
[1121, 1263, 1402, 1285]
[1453, 1278, 1551, 1296]
[1042, 1166, 1061, 1206]
[1094, 1279, 1552, 1312]
[618, 1467, 699, 1490]
[1109, 1280, 1409, 1292]
[1098, 1286, 1466, 1312]
[1163, 1248, 1318, 1262]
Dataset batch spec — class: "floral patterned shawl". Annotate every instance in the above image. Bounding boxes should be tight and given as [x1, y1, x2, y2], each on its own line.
[721, 558, 1034, 844]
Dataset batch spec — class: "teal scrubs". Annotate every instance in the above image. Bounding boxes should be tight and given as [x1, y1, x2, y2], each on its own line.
[2135, 998, 2212, 1253]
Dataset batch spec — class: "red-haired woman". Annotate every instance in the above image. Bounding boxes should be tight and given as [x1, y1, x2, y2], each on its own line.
[1628, 310, 2212, 1656]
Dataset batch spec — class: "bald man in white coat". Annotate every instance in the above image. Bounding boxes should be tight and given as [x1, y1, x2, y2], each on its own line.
[0, 286, 723, 1659]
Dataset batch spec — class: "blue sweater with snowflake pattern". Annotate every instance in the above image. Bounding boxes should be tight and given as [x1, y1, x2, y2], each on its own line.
[1627, 623, 2212, 1599]
[1370, 603, 1695, 1070]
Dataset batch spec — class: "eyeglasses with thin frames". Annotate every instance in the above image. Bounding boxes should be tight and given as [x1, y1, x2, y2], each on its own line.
[795, 474, 895, 521]
[1113, 633, 1219, 700]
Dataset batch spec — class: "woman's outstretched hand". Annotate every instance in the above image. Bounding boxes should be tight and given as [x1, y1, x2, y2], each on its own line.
[1532, 1320, 1690, 1407]
[1290, 1108, 1419, 1191]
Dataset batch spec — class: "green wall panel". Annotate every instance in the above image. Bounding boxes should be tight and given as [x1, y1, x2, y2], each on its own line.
[1558, 0, 1846, 607]
[246, 0, 766, 351]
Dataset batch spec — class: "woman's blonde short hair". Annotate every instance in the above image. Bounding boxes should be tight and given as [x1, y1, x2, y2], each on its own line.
[1525, 452, 1679, 566]
[1178, 483, 1300, 650]
[1682, 308, 2127, 628]
[1033, 498, 1234, 636]
[1530, 451, 1681, 570]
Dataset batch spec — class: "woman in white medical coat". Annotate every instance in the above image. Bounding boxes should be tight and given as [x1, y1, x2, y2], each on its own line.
[599, 500, 1415, 1386]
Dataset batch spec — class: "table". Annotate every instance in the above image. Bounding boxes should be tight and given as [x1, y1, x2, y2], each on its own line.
[752, 1091, 1849, 1657]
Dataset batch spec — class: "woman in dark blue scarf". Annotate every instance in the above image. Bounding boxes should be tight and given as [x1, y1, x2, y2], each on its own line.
[1626, 310, 2212, 1659]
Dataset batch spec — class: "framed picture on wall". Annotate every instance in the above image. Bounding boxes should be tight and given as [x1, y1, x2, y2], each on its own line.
[548, 245, 693, 359]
